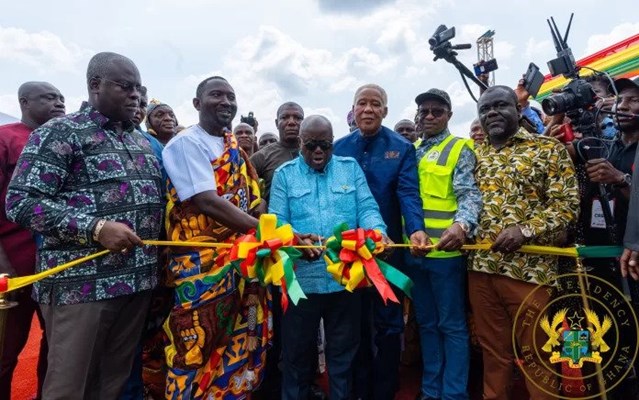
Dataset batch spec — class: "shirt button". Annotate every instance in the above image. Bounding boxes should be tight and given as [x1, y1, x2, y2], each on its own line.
[79, 238, 87, 244]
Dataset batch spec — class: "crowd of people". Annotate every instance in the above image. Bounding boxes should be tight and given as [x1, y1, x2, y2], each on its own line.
[1, 50, 639, 400]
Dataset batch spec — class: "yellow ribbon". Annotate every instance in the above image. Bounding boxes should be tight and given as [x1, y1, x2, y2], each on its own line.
[0, 240, 580, 294]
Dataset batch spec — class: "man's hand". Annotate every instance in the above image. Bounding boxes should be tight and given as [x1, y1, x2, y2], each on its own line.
[409, 230, 432, 257]
[621, 249, 639, 280]
[251, 201, 268, 217]
[437, 223, 467, 252]
[0, 263, 17, 278]
[491, 225, 525, 253]
[97, 221, 143, 253]
[547, 124, 565, 141]
[515, 79, 531, 107]
[380, 234, 395, 259]
[295, 233, 323, 260]
[586, 159, 625, 185]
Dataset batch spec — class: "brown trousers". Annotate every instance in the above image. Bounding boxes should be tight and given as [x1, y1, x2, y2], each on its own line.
[468, 271, 558, 400]
[39, 290, 151, 400]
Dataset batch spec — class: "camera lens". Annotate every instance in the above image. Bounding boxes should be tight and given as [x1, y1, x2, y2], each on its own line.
[542, 92, 575, 115]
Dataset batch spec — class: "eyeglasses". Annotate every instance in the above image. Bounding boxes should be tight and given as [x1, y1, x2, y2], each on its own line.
[98, 77, 143, 94]
[303, 140, 333, 151]
[418, 108, 447, 118]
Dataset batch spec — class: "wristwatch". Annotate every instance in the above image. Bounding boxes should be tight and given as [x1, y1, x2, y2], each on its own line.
[614, 173, 632, 188]
[518, 224, 534, 239]
[455, 221, 470, 234]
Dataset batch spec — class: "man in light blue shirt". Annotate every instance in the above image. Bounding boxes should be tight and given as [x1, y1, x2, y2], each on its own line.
[269, 115, 387, 400]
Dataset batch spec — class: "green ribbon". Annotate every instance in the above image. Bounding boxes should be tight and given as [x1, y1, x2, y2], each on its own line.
[576, 246, 624, 259]
[377, 259, 414, 299]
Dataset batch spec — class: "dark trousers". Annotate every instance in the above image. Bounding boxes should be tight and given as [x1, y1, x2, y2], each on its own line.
[255, 288, 283, 399]
[282, 291, 361, 400]
[40, 291, 152, 400]
[0, 288, 47, 399]
[353, 286, 404, 400]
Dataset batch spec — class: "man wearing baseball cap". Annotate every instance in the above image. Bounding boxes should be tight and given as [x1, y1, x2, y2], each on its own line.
[409, 88, 481, 400]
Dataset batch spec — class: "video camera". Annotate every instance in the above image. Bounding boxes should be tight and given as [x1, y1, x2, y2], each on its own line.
[540, 14, 599, 138]
[428, 25, 488, 99]
[240, 111, 257, 129]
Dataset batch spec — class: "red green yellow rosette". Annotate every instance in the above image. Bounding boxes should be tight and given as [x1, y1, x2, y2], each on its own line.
[229, 214, 306, 311]
[324, 223, 413, 304]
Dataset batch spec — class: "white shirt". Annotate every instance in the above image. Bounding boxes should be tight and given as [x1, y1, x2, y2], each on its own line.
[162, 124, 225, 201]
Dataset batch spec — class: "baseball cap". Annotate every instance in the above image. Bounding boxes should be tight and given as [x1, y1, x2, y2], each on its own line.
[415, 88, 451, 108]
[609, 77, 639, 94]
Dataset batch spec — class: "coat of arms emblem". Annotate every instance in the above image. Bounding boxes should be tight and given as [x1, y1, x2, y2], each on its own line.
[539, 308, 612, 368]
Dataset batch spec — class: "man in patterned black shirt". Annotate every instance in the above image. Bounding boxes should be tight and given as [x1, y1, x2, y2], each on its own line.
[6, 52, 164, 399]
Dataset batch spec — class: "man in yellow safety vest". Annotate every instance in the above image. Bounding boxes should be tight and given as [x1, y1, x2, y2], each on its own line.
[408, 88, 482, 400]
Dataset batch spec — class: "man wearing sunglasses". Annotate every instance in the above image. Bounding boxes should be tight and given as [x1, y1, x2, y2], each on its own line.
[269, 115, 387, 400]
[6, 52, 164, 399]
[333, 83, 429, 400]
[411, 88, 482, 400]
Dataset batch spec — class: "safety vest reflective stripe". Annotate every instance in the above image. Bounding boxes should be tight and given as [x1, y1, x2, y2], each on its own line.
[424, 227, 446, 237]
[419, 133, 467, 258]
[436, 137, 461, 166]
[423, 210, 456, 219]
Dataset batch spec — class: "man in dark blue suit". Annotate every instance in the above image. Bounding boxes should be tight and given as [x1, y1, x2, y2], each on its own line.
[333, 83, 429, 400]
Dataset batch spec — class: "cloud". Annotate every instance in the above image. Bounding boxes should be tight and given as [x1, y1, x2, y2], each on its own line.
[316, 0, 395, 14]
[0, 94, 19, 119]
[524, 38, 554, 62]
[584, 22, 639, 56]
[0, 25, 91, 73]
[179, 26, 396, 133]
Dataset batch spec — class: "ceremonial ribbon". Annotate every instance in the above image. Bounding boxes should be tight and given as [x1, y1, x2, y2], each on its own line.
[324, 223, 412, 304]
[0, 215, 626, 296]
[229, 214, 305, 311]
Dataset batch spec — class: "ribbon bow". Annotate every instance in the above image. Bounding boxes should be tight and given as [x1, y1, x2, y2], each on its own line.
[230, 214, 306, 311]
[324, 223, 413, 304]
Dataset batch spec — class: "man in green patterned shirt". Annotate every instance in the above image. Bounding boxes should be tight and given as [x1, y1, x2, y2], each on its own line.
[469, 85, 579, 400]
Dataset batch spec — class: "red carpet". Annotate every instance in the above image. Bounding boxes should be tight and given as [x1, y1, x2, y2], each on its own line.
[12, 316, 487, 400]
[12, 315, 42, 400]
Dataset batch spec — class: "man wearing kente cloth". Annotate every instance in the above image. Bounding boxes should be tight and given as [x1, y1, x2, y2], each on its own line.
[161, 76, 271, 399]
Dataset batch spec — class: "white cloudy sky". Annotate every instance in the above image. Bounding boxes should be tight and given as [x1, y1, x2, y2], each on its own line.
[1, 0, 637, 138]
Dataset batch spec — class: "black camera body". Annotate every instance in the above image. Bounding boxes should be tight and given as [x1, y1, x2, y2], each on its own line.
[540, 14, 600, 138]
[429, 25, 456, 48]
[240, 111, 256, 128]
[541, 78, 597, 116]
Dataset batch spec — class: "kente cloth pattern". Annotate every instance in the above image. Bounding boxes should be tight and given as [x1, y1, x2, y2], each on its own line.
[164, 132, 270, 399]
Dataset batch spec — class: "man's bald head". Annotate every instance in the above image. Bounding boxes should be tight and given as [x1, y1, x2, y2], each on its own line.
[233, 122, 255, 135]
[86, 52, 137, 83]
[18, 81, 65, 128]
[300, 115, 333, 139]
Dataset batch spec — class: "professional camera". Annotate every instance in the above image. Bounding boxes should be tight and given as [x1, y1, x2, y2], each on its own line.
[541, 78, 597, 115]
[540, 14, 600, 138]
[240, 111, 257, 129]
